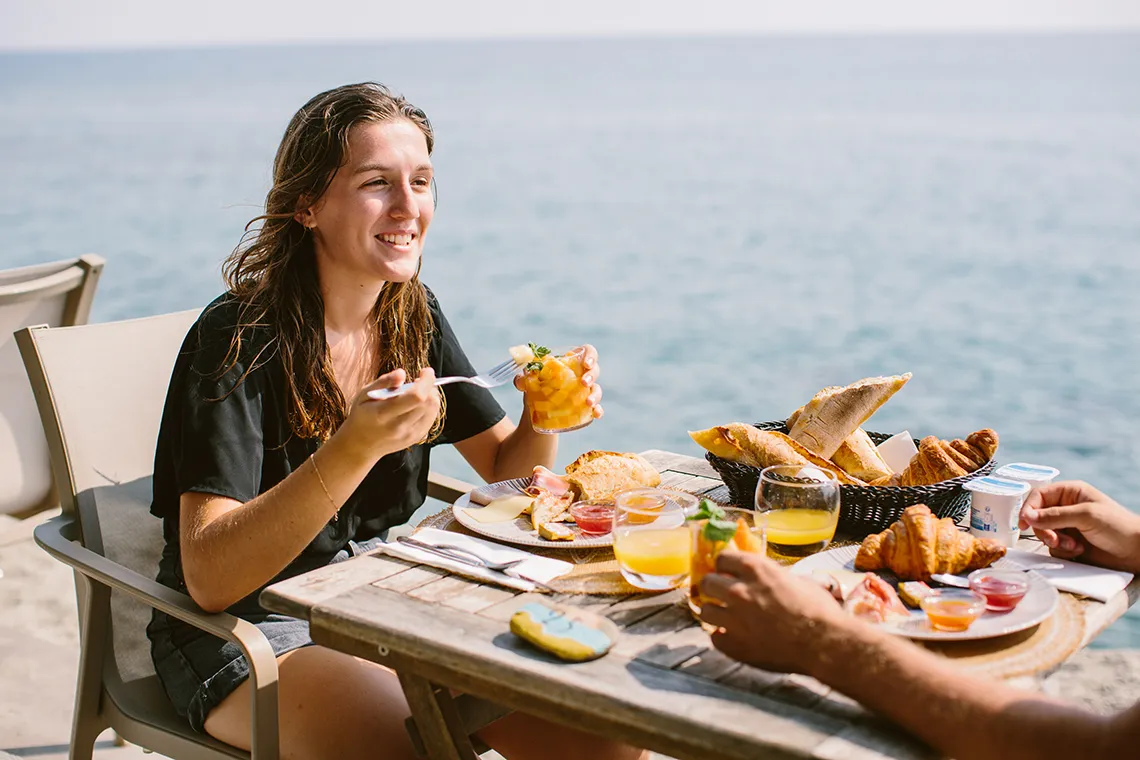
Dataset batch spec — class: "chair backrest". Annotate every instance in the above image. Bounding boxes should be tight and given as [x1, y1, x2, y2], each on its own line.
[0, 255, 103, 515]
[17, 308, 202, 686]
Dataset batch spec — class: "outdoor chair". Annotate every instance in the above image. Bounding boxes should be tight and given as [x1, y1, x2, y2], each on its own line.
[17, 309, 488, 760]
[0, 254, 103, 517]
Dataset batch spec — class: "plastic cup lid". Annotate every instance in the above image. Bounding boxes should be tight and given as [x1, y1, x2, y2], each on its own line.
[994, 463, 1060, 481]
[963, 476, 1031, 496]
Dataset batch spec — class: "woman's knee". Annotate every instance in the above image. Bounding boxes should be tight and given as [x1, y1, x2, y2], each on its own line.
[204, 646, 418, 760]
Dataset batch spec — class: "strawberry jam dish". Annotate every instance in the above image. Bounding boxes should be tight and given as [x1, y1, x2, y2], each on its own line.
[968, 569, 1030, 613]
[568, 501, 615, 536]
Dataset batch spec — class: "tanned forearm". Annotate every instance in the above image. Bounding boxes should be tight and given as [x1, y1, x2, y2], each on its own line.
[489, 405, 557, 482]
[809, 621, 1135, 760]
[181, 432, 376, 612]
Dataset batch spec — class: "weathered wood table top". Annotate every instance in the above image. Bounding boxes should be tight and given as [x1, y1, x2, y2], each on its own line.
[262, 450, 1140, 760]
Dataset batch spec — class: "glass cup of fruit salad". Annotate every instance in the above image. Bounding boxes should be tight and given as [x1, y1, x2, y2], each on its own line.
[687, 500, 767, 623]
[511, 343, 594, 434]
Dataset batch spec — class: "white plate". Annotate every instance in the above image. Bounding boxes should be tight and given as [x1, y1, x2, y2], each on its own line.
[452, 478, 615, 550]
[789, 545, 1059, 641]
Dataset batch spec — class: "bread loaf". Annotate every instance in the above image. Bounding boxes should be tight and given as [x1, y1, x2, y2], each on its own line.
[788, 374, 912, 459]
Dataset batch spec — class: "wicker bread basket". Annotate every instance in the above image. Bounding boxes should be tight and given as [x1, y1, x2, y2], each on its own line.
[705, 421, 996, 538]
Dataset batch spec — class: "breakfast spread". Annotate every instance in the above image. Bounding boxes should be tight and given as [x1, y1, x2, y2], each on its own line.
[855, 504, 1006, 582]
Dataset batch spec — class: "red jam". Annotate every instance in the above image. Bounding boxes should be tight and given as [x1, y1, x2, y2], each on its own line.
[569, 502, 614, 535]
[969, 571, 1029, 613]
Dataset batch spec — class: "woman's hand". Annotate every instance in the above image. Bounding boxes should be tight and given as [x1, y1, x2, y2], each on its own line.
[337, 368, 441, 463]
[513, 344, 604, 420]
[699, 551, 852, 675]
[1020, 481, 1140, 574]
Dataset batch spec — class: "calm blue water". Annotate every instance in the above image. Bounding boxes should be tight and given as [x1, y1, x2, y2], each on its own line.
[2, 34, 1139, 645]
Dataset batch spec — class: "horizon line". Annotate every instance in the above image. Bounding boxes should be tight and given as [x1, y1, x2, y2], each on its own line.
[3, 26, 1140, 56]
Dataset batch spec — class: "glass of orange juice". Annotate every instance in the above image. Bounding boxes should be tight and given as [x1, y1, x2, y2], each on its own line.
[516, 344, 594, 434]
[756, 465, 840, 561]
[612, 490, 689, 591]
[688, 502, 767, 620]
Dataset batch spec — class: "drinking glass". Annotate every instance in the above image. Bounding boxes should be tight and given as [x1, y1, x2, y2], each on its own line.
[687, 507, 767, 620]
[521, 347, 594, 434]
[756, 465, 840, 561]
[612, 489, 689, 591]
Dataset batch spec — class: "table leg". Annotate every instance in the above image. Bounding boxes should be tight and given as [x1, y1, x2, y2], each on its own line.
[397, 671, 481, 760]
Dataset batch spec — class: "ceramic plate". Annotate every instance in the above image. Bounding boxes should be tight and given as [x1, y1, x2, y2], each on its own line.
[789, 544, 1059, 641]
[452, 479, 614, 550]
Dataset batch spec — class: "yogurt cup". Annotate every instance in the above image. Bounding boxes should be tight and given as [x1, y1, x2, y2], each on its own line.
[994, 463, 1060, 537]
[963, 476, 1030, 549]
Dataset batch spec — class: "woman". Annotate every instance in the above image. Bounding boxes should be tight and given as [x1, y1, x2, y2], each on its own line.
[147, 82, 639, 760]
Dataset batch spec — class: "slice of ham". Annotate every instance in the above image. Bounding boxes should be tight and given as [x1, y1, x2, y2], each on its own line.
[846, 573, 910, 624]
[528, 466, 571, 497]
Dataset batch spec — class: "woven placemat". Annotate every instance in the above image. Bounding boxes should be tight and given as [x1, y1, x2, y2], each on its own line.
[921, 592, 1085, 679]
[416, 508, 638, 595]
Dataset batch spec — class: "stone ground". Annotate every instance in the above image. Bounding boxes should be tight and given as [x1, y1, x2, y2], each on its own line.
[3, 510, 1139, 759]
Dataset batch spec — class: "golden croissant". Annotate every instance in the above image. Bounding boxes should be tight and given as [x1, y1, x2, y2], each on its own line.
[893, 429, 998, 487]
[854, 504, 1006, 582]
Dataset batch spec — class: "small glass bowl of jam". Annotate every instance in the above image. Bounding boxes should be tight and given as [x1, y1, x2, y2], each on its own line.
[968, 569, 1030, 613]
[568, 500, 615, 536]
[920, 590, 987, 632]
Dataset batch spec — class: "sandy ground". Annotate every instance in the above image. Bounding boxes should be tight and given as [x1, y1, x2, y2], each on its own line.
[2, 510, 1139, 759]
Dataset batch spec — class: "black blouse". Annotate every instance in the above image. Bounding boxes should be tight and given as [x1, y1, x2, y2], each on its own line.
[149, 286, 506, 618]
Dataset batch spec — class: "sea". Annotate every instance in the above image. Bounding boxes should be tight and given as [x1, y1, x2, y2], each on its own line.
[2, 33, 1139, 646]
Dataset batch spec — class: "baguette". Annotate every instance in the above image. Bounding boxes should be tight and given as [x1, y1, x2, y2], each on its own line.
[690, 423, 865, 486]
[788, 407, 893, 483]
[788, 374, 912, 459]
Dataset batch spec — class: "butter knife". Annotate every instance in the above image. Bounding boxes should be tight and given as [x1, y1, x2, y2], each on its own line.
[396, 536, 556, 592]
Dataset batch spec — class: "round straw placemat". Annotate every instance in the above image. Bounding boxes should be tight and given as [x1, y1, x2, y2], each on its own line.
[416, 508, 639, 595]
[920, 592, 1085, 680]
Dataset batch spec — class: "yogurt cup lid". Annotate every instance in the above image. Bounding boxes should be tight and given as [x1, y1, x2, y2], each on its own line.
[994, 463, 1060, 481]
[963, 476, 1031, 496]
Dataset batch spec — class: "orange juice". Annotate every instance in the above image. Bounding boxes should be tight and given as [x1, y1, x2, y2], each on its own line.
[764, 508, 838, 559]
[613, 528, 690, 577]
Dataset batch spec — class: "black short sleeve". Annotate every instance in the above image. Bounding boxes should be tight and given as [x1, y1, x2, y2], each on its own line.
[428, 291, 507, 446]
[157, 301, 268, 512]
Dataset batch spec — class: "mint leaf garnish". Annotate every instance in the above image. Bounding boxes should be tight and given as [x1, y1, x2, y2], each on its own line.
[528, 342, 551, 359]
[702, 517, 738, 543]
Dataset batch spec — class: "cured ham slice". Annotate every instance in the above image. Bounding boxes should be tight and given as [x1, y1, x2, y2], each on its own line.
[528, 465, 571, 497]
[846, 573, 910, 624]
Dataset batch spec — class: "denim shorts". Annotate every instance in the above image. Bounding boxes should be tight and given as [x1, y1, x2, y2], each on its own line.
[150, 536, 387, 732]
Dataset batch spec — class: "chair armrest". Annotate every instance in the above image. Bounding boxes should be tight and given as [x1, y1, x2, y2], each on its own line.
[34, 515, 280, 760]
[426, 470, 476, 503]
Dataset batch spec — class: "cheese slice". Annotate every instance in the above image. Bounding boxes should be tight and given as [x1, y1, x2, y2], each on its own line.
[464, 495, 534, 523]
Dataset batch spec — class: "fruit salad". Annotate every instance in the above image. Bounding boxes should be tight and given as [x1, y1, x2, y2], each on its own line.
[510, 343, 594, 434]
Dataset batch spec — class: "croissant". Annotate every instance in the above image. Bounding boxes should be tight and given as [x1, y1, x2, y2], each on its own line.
[895, 429, 998, 486]
[855, 504, 1006, 582]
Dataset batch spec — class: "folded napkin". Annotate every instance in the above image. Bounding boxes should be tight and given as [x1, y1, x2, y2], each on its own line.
[381, 528, 573, 593]
[1005, 548, 1134, 603]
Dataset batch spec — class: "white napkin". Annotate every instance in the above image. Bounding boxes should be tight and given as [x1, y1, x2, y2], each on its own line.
[876, 431, 919, 474]
[1005, 548, 1134, 603]
[381, 527, 572, 592]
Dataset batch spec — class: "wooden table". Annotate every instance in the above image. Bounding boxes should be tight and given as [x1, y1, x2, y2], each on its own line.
[262, 451, 1140, 760]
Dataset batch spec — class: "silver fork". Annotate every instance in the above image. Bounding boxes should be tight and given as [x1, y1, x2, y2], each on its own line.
[366, 358, 520, 401]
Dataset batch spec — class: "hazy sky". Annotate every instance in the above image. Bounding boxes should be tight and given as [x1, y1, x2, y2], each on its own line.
[3, 0, 1140, 52]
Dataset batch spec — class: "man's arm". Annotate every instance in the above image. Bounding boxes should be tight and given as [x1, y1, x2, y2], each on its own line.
[701, 551, 1140, 760]
[810, 616, 1140, 760]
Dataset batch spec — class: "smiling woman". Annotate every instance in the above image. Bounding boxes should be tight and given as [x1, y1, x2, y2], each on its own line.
[143, 83, 623, 760]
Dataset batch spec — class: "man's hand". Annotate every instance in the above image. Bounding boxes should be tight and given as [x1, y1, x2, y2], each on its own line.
[698, 550, 852, 675]
[1020, 481, 1140, 574]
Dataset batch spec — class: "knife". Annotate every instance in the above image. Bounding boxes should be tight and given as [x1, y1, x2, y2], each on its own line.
[395, 536, 556, 592]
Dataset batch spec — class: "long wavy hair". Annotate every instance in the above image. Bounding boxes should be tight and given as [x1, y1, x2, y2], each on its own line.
[217, 82, 444, 444]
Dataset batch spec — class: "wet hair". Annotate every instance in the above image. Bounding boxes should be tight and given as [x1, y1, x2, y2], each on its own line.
[217, 82, 443, 443]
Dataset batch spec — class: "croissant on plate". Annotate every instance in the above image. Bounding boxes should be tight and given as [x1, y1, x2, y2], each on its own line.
[854, 504, 1006, 582]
